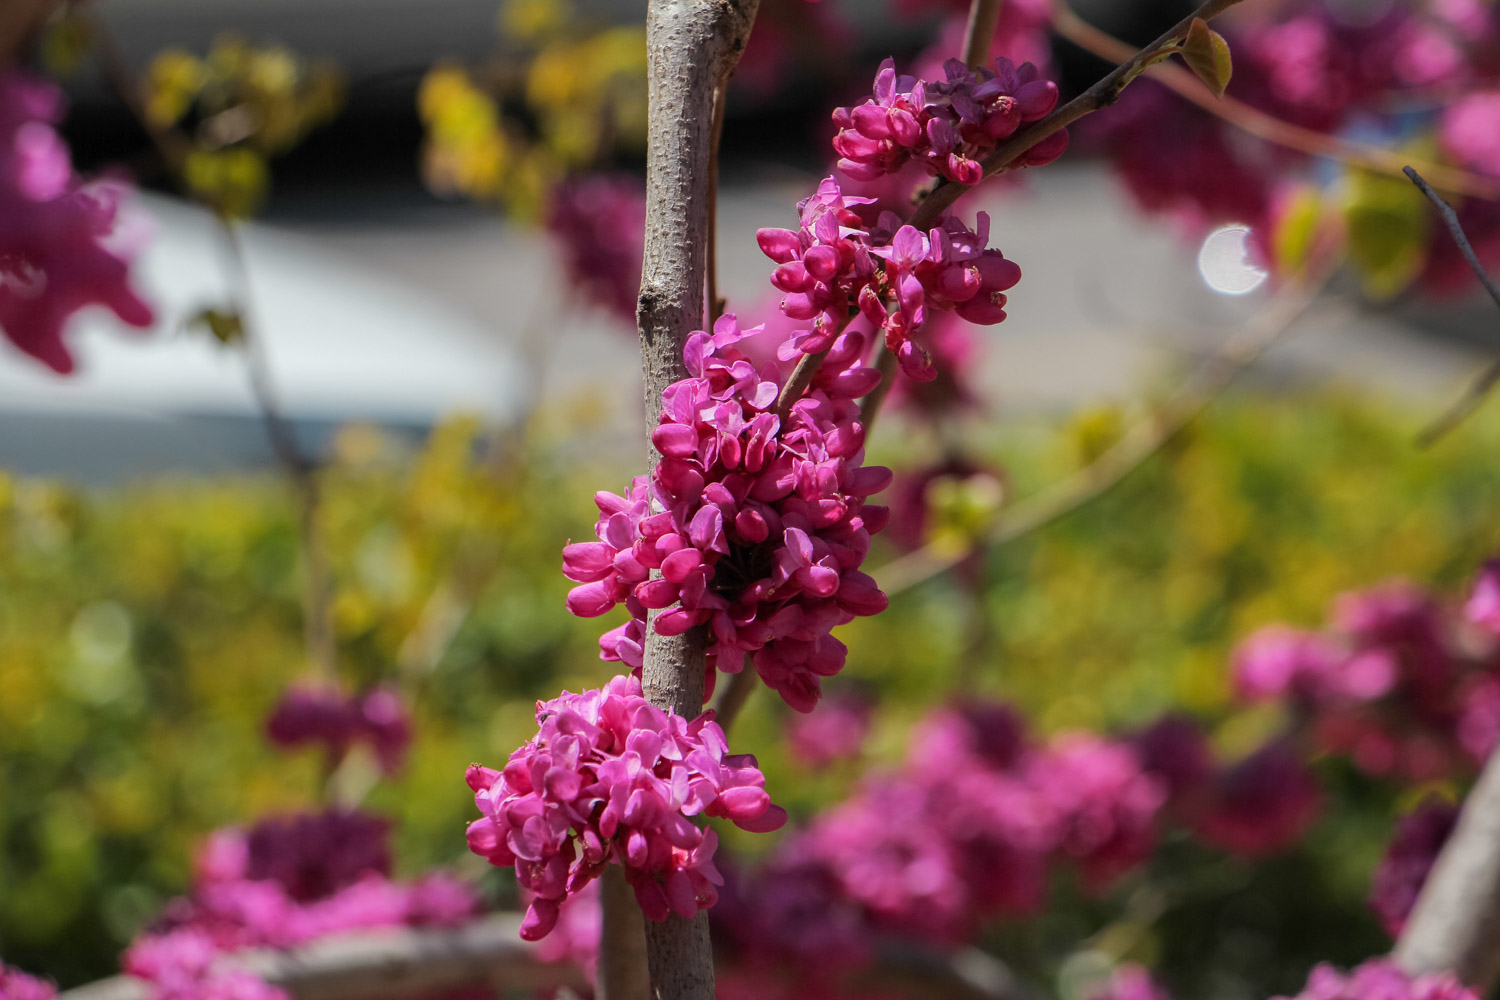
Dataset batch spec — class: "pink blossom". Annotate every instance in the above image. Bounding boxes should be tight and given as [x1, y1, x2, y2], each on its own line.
[564, 312, 892, 712]
[545, 174, 646, 328]
[0, 71, 153, 373]
[1232, 626, 1347, 705]
[1085, 964, 1173, 1000]
[1273, 959, 1478, 1000]
[787, 689, 873, 767]
[1464, 560, 1500, 633]
[1370, 797, 1459, 937]
[1193, 742, 1321, 856]
[1026, 734, 1165, 889]
[125, 929, 288, 1000]
[832, 56, 1064, 186]
[0, 963, 55, 1000]
[265, 683, 412, 775]
[464, 674, 785, 939]
[1128, 714, 1214, 811]
[242, 809, 392, 902]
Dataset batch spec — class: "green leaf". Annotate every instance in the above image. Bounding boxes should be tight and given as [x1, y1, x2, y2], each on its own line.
[1271, 185, 1327, 276]
[1180, 17, 1233, 98]
[188, 308, 245, 346]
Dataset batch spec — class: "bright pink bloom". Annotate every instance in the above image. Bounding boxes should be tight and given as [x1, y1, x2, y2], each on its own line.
[832, 57, 1064, 186]
[1272, 959, 1479, 1000]
[565, 313, 892, 712]
[1370, 797, 1459, 937]
[0, 963, 55, 1000]
[464, 675, 784, 938]
[787, 689, 873, 767]
[1232, 626, 1347, 705]
[1464, 560, 1500, 633]
[125, 929, 288, 1000]
[0, 72, 152, 373]
[1086, 964, 1174, 1000]
[1440, 92, 1500, 178]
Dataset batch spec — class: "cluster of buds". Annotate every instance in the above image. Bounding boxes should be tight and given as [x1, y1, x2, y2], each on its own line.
[465, 675, 785, 938]
[565, 315, 890, 711]
[832, 57, 1066, 186]
[1231, 567, 1500, 783]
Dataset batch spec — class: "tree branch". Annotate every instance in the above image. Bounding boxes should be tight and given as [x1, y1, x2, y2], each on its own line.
[634, 2, 760, 998]
[57, 915, 586, 1000]
[962, 0, 1003, 69]
[1395, 739, 1500, 990]
[875, 266, 1335, 597]
[707, 81, 730, 324]
[907, 0, 1252, 232]
[1402, 166, 1500, 446]
[1052, 6, 1500, 203]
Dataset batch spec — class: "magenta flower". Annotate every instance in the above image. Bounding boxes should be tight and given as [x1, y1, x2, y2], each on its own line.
[242, 809, 392, 902]
[1085, 965, 1174, 1000]
[1273, 959, 1478, 1000]
[1370, 797, 1459, 937]
[832, 56, 1064, 186]
[265, 683, 412, 775]
[125, 929, 288, 1000]
[0, 71, 152, 373]
[545, 173, 647, 328]
[787, 689, 873, 768]
[464, 674, 785, 939]
[1464, 559, 1500, 633]
[0, 963, 55, 1000]
[564, 313, 892, 712]
[1193, 741, 1321, 856]
[1232, 625, 1347, 705]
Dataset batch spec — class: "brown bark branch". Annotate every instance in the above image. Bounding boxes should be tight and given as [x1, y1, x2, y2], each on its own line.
[1395, 741, 1500, 990]
[599, 867, 651, 1000]
[1052, 6, 1500, 203]
[962, 0, 1003, 69]
[633, 2, 760, 998]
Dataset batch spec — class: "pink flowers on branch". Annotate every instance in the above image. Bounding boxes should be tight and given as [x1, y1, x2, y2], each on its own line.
[833, 57, 1067, 187]
[465, 675, 785, 939]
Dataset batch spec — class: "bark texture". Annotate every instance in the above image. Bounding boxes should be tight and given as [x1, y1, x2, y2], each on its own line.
[599, 866, 651, 1000]
[631, 2, 759, 999]
[1394, 742, 1500, 990]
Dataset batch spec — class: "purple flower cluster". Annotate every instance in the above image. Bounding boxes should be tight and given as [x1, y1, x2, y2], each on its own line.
[1231, 569, 1500, 783]
[464, 675, 785, 939]
[265, 683, 412, 775]
[757, 176, 1022, 380]
[564, 313, 891, 712]
[0, 963, 55, 1000]
[832, 57, 1065, 186]
[545, 174, 646, 328]
[1274, 959, 1478, 1000]
[0, 71, 153, 373]
[727, 704, 1165, 953]
[1369, 797, 1459, 937]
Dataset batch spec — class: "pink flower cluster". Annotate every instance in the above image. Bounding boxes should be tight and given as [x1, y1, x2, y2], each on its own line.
[832, 57, 1066, 186]
[265, 683, 412, 774]
[464, 675, 785, 939]
[730, 704, 1165, 951]
[757, 176, 1022, 380]
[1369, 797, 1459, 937]
[0, 963, 55, 1000]
[1273, 959, 1478, 1000]
[564, 313, 891, 712]
[126, 808, 477, 1000]
[0, 71, 153, 373]
[545, 174, 646, 329]
[1231, 568, 1500, 782]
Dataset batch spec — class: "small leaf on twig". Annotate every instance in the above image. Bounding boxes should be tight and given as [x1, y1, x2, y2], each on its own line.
[188, 307, 245, 346]
[1180, 18, 1233, 97]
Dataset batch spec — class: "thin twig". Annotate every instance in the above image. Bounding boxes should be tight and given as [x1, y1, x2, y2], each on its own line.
[962, 0, 1003, 69]
[1051, 6, 1500, 203]
[907, 0, 1251, 232]
[707, 81, 730, 324]
[857, 345, 900, 439]
[875, 266, 1337, 597]
[775, 346, 832, 418]
[1404, 166, 1500, 446]
[709, 659, 757, 735]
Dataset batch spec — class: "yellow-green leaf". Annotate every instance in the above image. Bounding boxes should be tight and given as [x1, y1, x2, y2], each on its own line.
[1181, 18, 1233, 98]
[1343, 170, 1430, 300]
[188, 308, 244, 346]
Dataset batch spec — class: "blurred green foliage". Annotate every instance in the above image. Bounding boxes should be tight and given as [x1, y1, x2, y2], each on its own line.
[2, 388, 1499, 991]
